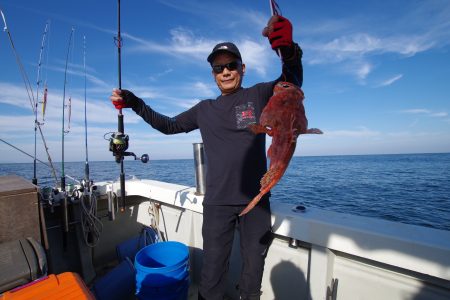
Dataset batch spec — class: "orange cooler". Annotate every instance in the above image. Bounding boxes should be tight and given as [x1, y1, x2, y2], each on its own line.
[0, 272, 94, 300]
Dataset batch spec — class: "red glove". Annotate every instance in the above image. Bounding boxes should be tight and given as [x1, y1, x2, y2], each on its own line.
[110, 89, 138, 110]
[263, 16, 293, 50]
[112, 97, 125, 110]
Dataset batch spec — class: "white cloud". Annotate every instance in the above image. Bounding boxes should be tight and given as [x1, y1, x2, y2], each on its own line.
[0, 82, 35, 110]
[125, 27, 272, 77]
[303, 0, 450, 81]
[321, 127, 380, 138]
[148, 69, 174, 81]
[356, 62, 372, 81]
[0, 81, 142, 145]
[126, 28, 213, 62]
[401, 109, 430, 114]
[239, 40, 271, 77]
[378, 74, 403, 87]
[431, 112, 448, 118]
[400, 109, 448, 118]
[192, 82, 216, 98]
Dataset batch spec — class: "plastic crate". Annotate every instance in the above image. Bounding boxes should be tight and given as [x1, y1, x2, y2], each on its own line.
[0, 272, 94, 300]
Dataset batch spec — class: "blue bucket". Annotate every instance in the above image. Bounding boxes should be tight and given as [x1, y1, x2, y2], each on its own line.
[116, 226, 159, 262]
[93, 257, 136, 300]
[135, 241, 189, 300]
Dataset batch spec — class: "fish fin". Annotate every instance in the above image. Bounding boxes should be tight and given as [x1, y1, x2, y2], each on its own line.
[260, 167, 276, 187]
[248, 123, 269, 135]
[305, 128, 323, 134]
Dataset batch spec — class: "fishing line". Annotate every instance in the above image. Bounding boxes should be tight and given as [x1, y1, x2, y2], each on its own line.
[1, 8, 36, 112]
[1, 8, 58, 186]
[0, 138, 50, 168]
[0, 137, 76, 185]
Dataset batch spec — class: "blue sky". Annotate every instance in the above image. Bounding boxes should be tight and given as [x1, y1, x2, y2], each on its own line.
[1, 0, 449, 163]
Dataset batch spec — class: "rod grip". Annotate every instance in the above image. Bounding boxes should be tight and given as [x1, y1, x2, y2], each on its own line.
[118, 114, 124, 133]
[120, 172, 125, 211]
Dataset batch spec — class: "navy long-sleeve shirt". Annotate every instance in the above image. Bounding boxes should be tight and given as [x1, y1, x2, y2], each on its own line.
[131, 43, 303, 205]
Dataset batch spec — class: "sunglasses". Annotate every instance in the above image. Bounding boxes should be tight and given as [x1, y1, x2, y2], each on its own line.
[212, 61, 241, 74]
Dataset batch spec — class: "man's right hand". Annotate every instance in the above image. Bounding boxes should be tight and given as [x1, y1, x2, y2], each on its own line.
[110, 89, 138, 110]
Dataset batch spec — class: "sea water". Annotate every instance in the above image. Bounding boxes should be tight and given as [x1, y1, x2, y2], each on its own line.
[1, 153, 449, 232]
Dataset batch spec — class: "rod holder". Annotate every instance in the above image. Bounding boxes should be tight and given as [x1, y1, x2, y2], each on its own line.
[193, 143, 207, 195]
[107, 191, 115, 221]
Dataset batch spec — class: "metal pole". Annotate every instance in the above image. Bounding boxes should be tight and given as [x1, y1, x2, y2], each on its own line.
[193, 143, 207, 195]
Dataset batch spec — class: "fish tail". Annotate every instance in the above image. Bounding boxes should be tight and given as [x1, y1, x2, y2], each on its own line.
[240, 167, 280, 216]
[239, 193, 264, 216]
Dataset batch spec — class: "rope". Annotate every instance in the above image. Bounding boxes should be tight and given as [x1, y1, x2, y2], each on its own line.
[147, 199, 165, 242]
[80, 189, 103, 247]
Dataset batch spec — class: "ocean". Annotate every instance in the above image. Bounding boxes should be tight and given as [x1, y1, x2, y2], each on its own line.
[1, 153, 449, 232]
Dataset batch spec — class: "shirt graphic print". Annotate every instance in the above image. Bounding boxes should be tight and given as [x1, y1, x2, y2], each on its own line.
[235, 102, 256, 129]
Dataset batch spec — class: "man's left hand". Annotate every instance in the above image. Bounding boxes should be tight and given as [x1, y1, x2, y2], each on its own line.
[262, 15, 293, 50]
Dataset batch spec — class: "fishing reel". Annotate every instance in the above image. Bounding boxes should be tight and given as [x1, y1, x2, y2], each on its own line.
[108, 132, 149, 163]
[109, 132, 129, 162]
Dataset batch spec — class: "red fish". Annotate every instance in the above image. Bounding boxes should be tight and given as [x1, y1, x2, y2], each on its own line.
[240, 82, 322, 216]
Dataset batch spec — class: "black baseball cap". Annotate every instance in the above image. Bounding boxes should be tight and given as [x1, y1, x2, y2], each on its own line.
[207, 42, 242, 64]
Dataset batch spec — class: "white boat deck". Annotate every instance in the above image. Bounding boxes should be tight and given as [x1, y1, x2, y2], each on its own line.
[94, 178, 450, 300]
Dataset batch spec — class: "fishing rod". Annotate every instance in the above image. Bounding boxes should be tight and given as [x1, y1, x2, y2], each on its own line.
[61, 26, 75, 245]
[61, 27, 74, 190]
[268, 0, 302, 87]
[269, 0, 282, 59]
[83, 35, 90, 189]
[1, 8, 59, 186]
[34, 20, 50, 185]
[269, 0, 282, 18]
[109, 0, 148, 212]
[115, 0, 127, 212]
[41, 22, 51, 123]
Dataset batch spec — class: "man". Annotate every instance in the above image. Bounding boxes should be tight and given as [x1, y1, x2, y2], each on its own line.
[111, 15, 307, 300]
